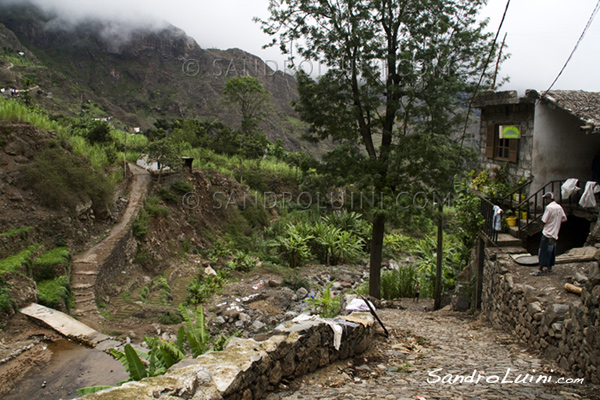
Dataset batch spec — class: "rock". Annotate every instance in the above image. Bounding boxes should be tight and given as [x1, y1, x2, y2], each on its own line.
[4, 138, 33, 157]
[238, 312, 251, 323]
[527, 301, 543, 315]
[252, 320, 266, 332]
[284, 311, 298, 320]
[296, 287, 308, 300]
[574, 271, 589, 284]
[214, 316, 226, 325]
[544, 304, 570, 325]
[205, 266, 217, 276]
[268, 277, 284, 287]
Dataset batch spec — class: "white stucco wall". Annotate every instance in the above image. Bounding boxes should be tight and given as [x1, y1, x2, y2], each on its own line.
[531, 101, 600, 193]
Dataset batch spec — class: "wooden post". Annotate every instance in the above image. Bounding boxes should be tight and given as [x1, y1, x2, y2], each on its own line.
[476, 236, 485, 309]
[434, 203, 443, 310]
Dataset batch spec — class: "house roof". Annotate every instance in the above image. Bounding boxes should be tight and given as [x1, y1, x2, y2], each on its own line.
[526, 90, 600, 134]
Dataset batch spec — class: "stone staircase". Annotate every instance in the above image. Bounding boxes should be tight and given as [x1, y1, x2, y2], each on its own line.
[71, 164, 150, 321]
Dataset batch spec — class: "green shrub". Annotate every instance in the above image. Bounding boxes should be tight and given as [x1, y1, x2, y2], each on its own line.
[381, 265, 419, 299]
[304, 282, 340, 318]
[157, 187, 176, 203]
[270, 224, 313, 268]
[186, 270, 228, 305]
[144, 196, 169, 218]
[159, 310, 183, 325]
[37, 276, 72, 310]
[21, 147, 113, 213]
[0, 287, 16, 313]
[170, 180, 194, 195]
[139, 286, 149, 302]
[133, 209, 151, 238]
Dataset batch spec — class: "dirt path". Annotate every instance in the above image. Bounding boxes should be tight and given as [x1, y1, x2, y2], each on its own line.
[71, 163, 149, 326]
[269, 301, 600, 400]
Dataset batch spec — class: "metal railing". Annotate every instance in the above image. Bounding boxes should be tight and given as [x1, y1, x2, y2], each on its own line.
[479, 193, 499, 242]
[481, 179, 588, 241]
[515, 180, 583, 236]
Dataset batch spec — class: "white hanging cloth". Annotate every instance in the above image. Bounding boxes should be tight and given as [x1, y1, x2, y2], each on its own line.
[579, 181, 600, 208]
[492, 205, 503, 231]
[561, 178, 580, 199]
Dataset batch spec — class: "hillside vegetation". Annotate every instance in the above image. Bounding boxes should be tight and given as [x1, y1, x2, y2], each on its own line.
[0, 1, 329, 154]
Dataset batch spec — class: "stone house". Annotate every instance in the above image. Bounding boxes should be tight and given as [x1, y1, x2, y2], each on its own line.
[475, 89, 600, 194]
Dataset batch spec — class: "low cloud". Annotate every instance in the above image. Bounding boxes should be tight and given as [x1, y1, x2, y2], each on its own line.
[0, 0, 171, 49]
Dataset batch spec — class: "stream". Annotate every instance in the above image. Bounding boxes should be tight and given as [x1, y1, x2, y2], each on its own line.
[4, 339, 128, 400]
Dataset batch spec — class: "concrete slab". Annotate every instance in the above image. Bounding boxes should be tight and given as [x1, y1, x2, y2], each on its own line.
[557, 246, 598, 264]
[20, 303, 115, 348]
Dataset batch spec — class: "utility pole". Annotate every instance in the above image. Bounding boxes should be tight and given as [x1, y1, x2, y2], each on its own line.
[123, 129, 128, 179]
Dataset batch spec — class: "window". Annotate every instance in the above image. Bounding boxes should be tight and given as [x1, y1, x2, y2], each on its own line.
[485, 124, 519, 163]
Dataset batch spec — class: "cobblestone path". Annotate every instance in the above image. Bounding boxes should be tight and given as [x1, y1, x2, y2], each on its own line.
[269, 300, 600, 400]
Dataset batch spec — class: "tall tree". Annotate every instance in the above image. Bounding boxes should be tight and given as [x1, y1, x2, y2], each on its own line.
[259, 0, 496, 298]
[222, 76, 272, 135]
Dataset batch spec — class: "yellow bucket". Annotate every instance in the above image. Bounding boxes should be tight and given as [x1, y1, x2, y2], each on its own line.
[506, 216, 517, 227]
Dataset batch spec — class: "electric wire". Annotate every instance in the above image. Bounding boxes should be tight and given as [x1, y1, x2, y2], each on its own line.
[460, 0, 511, 148]
[543, 0, 600, 95]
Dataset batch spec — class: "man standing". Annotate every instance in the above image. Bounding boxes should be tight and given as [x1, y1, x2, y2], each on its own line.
[532, 192, 567, 276]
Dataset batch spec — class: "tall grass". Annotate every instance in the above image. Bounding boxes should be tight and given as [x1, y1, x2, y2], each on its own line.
[188, 147, 296, 181]
[0, 98, 69, 139]
[34, 247, 70, 268]
[0, 244, 41, 274]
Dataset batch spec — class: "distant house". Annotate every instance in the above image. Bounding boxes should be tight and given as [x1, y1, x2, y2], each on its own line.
[475, 90, 600, 195]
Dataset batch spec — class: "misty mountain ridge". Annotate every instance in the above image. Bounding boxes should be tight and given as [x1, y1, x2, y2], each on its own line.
[0, 1, 316, 152]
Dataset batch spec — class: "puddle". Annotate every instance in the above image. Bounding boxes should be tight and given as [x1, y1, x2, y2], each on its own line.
[4, 339, 129, 400]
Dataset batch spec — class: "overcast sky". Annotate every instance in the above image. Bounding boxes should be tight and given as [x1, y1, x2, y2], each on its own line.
[12, 0, 600, 93]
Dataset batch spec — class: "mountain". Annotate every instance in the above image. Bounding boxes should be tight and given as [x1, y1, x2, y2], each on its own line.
[0, 2, 314, 152]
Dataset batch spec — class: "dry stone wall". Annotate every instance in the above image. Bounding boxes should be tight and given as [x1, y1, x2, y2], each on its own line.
[79, 312, 374, 400]
[481, 246, 600, 384]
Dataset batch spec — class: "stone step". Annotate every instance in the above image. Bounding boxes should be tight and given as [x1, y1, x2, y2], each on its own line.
[496, 233, 523, 248]
[73, 270, 99, 276]
[72, 283, 94, 290]
[74, 294, 95, 303]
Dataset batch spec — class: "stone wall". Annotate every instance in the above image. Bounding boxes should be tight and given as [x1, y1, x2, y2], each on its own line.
[481, 246, 600, 384]
[94, 228, 137, 299]
[80, 312, 374, 400]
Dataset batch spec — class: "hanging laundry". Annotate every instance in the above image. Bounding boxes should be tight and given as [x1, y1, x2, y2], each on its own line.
[579, 181, 600, 208]
[561, 178, 580, 199]
[493, 205, 503, 231]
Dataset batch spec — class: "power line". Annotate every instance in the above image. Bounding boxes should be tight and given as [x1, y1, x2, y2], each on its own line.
[543, 0, 600, 95]
[460, 0, 511, 147]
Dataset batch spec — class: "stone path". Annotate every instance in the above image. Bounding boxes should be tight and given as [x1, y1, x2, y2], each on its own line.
[71, 163, 149, 320]
[269, 302, 600, 400]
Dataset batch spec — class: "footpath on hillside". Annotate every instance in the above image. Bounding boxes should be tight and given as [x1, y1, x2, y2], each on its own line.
[269, 299, 600, 400]
[71, 163, 150, 326]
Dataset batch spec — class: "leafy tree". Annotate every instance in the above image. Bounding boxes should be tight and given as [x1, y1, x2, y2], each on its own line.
[146, 137, 182, 182]
[222, 76, 272, 134]
[259, 0, 496, 298]
[86, 120, 112, 144]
